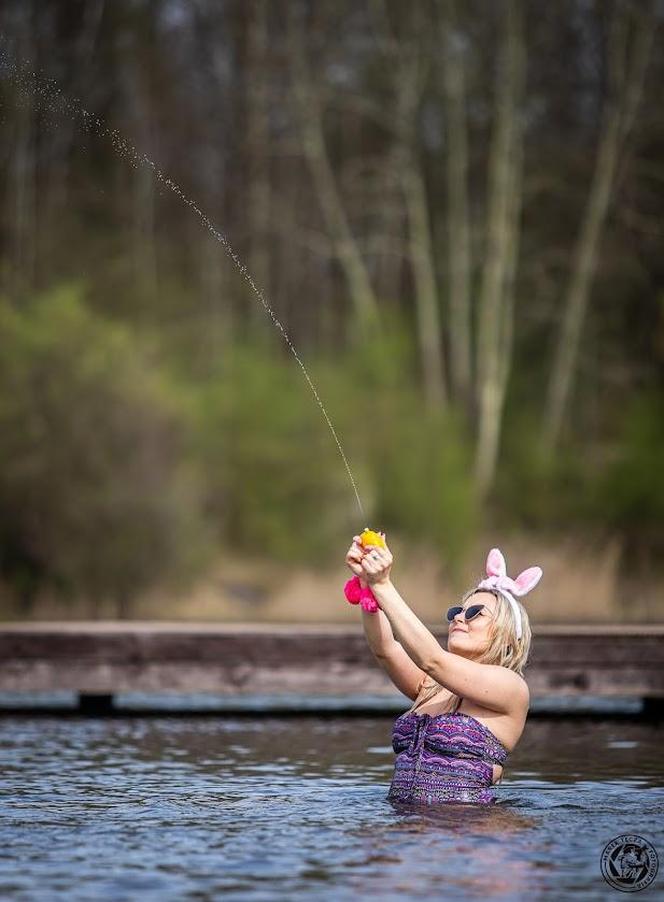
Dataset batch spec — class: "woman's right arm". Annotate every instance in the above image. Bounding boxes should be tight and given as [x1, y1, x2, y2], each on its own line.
[346, 536, 400, 657]
[361, 605, 397, 658]
[362, 605, 427, 699]
[346, 531, 426, 700]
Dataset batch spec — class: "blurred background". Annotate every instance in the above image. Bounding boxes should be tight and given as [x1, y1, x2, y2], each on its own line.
[0, 0, 662, 624]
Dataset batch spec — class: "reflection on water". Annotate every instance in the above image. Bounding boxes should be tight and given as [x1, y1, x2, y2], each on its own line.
[0, 714, 662, 900]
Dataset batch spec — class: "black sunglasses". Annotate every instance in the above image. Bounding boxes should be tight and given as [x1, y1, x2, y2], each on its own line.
[446, 604, 492, 623]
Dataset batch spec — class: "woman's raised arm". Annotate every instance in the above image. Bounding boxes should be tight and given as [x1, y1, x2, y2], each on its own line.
[361, 605, 396, 658]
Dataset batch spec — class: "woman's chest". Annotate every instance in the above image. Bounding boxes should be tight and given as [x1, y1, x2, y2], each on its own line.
[396, 709, 506, 787]
[412, 688, 520, 754]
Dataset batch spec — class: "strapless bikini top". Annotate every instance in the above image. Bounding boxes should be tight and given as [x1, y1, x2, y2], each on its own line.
[392, 710, 509, 766]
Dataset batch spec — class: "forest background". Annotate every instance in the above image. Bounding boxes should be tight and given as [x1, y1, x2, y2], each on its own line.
[0, 0, 662, 624]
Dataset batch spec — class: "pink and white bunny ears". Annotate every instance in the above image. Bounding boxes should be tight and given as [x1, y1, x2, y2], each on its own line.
[474, 548, 543, 640]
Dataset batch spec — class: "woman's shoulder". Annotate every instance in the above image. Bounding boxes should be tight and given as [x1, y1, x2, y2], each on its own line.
[514, 672, 530, 703]
[493, 665, 529, 700]
[508, 672, 530, 723]
[486, 667, 530, 719]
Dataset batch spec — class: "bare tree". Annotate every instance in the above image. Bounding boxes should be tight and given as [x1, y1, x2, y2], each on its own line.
[42, 0, 105, 281]
[439, 0, 473, 413]
[474, 0, 525, 498]
[6, 0, 37, 297]
[245, 0, 272, 330]
[287, 3, 380, 333]
[370, 0, 447, 408]
[121, 23, 159, 302]
[542, 0, 656, 452]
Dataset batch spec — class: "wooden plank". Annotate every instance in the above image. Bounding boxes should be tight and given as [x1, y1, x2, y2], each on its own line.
[0, 623, 662, 698]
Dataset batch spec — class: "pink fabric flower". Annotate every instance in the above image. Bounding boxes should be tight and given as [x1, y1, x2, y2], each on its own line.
[344, 576, 379, 613]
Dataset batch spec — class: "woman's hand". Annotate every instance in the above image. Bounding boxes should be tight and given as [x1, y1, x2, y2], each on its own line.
[345, 535, 365, 578]
[360, 533, 393, 586]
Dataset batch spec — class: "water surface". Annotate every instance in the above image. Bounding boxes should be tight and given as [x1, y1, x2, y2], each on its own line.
[1, 713, 662, 900]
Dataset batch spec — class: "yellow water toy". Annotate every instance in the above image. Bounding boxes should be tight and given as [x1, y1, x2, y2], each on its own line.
[359, 528, 386, 549]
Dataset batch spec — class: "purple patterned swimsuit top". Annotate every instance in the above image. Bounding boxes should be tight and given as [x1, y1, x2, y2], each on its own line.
[388, 705, 510, 806]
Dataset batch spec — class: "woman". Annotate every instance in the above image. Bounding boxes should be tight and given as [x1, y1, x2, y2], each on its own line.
[345, 534, 542, 805]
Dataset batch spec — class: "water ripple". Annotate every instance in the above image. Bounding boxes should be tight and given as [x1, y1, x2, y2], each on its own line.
[0, 715, 662, 901]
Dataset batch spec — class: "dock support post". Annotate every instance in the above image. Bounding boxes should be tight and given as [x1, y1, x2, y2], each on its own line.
[641, 697, 664, 720]
[78, 693, 115, 715]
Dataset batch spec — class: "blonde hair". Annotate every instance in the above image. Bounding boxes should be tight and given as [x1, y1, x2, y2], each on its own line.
[461, 586, 532, 676]
[409, 587, 532, 715]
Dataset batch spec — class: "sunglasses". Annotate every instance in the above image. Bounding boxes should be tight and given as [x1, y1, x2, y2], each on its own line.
[446, 604, 493, 624]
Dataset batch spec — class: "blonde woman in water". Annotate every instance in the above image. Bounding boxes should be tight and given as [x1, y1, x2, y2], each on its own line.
[345, 534, 542, 805]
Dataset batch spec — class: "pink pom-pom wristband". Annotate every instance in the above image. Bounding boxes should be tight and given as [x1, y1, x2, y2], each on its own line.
[344, 576, 379, 613]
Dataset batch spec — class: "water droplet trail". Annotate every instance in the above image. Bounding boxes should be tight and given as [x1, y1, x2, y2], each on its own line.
[0, 45, 366, 520]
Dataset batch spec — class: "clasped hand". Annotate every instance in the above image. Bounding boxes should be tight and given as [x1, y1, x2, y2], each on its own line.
[345, 532, 393, 586]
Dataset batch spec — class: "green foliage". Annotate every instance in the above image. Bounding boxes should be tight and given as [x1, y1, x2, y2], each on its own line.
[495, 391, 664, 558]
[188, 338, 353, 563]
[1, 280, 659, 614]
[0, 286, 212, 613]
[371, 396, 477, 578]
[184, 307, 478, 571]
[493, 409, 585, 528]
[321, 310, 479, 575]
[0, 286, 480, 606]
[600, 393, 664, 540]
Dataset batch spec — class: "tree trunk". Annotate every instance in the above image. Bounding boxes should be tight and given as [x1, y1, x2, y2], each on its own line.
[287, 6, 380, 334]
[123, 35, 159, 304]
[198, 227, 231, 362]
[245, 0, 271, 334]
[43, 0, 105, 281]
[132, 161, 159, 301]
[402, 161, 447, 408]
[375, 0, 447, 408]
[440, 0, 472, 413]
[542, 1, 655, 452]
[8, 1, 37, 298]
[496, 129, 524, 441]
[474, 0, 525, 499]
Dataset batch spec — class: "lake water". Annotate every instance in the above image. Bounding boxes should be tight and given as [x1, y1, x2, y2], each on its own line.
[1, 710, 662, 900]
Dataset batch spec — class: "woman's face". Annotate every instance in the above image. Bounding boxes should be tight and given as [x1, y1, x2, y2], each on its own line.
[447, 591, 497, 659]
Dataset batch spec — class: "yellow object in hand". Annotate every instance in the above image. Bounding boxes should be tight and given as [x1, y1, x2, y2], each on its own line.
[360, 528, 386, 548]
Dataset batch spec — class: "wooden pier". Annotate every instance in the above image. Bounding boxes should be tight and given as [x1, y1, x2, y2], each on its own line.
[0, 622, 662, 715]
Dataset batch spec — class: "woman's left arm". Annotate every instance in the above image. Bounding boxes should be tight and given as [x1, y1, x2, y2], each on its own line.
[368, 577, 527, 716]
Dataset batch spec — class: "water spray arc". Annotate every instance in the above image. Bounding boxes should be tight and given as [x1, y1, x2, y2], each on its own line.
[0, 48, 367, 521]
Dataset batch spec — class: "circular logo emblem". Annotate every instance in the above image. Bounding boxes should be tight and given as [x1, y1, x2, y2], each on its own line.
[601, 834, 659, 893]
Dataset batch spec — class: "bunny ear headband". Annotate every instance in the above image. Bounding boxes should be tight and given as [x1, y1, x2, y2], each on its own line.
[474, 548, 543, 640]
